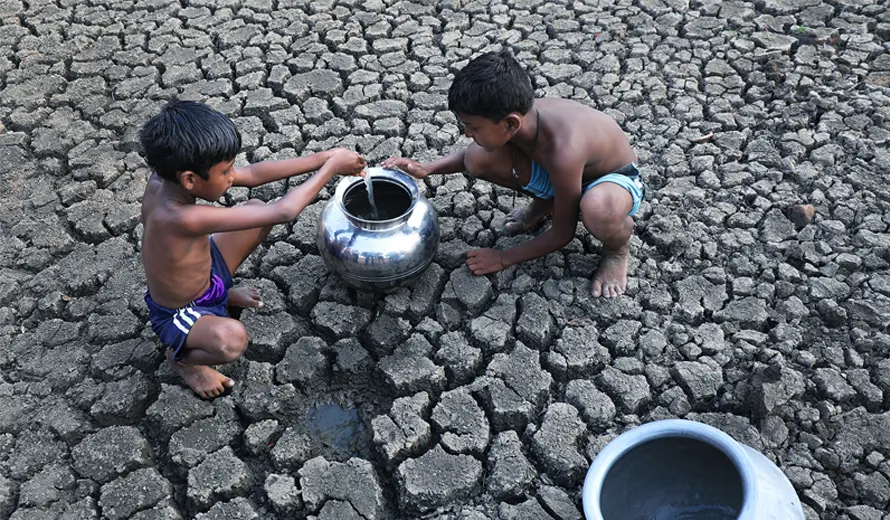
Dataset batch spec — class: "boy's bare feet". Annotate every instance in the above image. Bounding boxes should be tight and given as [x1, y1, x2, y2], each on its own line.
[167, 351, 234, 399]
[504, 198, 553, 235]
[228, 287, 263, 309]
[592, 245, 630, 298]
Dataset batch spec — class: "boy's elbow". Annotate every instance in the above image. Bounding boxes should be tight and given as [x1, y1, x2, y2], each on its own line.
[553, 231, 574, 248]
[264, 200, 293, 223]
[279, 204, 299, 223]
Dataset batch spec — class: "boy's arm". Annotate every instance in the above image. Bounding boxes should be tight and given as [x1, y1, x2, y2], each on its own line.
[499, 167, 580, 267]
[421, 150, 466, 175]
[381, 150, 466, 178]
[178, 160, 345, 235]
[233, 150, 336, 188]
[468, 160, 580, 275]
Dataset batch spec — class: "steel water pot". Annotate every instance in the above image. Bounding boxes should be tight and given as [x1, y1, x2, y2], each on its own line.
[317, 167, 440, 291]
[582, 419, 804, 520]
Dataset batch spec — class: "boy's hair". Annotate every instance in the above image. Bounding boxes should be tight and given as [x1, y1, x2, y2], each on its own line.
[139, 100, 241, 183]
[448, 49, 534, 122]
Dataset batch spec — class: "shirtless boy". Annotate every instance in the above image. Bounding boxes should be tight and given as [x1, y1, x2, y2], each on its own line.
[383, 50, 645, 298]
[140, 100, 365, 398]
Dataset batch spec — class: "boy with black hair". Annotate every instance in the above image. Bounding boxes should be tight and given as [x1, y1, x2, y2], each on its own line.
[383, 50, 645, 298]
[140, 100, 365, 398]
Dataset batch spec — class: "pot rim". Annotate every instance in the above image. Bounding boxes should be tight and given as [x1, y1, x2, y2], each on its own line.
[336, 167, 419, 227]
[581, 419, 758, 520]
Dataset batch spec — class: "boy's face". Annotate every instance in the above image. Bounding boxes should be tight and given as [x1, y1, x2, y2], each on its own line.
[181, 159, 236, 201]
[455, 112, 515, 152]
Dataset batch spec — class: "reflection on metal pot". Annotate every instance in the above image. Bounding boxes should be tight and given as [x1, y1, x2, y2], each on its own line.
[318, 167, 440, 291]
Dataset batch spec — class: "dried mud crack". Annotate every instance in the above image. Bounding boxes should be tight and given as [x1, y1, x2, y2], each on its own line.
[1, 0, 890, 519]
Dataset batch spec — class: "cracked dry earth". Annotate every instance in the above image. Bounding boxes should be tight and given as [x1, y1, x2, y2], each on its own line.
[1, 0, 890, 519]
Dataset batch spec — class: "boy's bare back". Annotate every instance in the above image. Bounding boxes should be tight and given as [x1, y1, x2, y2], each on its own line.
[141, 172, 218, 310]
[532, 98, 637, 185]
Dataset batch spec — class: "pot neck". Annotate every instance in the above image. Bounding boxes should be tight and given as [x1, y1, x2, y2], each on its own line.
[345, 210, 412, 231]
[336, 167, 420, 231]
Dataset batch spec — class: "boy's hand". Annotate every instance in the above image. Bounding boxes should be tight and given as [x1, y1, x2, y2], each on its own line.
[327, 148, 367, 177]
[381, 157, 429, 179]
[466, 248, 505, 275]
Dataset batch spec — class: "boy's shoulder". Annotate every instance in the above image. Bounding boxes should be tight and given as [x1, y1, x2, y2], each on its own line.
[541, 100, 599, 140]
[543, 97, 599, 118]
[537, 100, 620, 167]
[142, 179, 195, 225]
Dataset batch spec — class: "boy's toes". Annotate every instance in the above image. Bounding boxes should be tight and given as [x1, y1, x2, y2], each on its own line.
[503, 217, 529, 236]
[243, 290, 263, 307]
[591, 279, 604, 297]
[602, 282, 625, 298]
[229, 287, 263, 308]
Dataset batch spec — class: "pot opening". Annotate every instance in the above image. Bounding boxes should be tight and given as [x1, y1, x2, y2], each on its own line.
[343, 178, 413, 221]
[599, 437, 743, 520]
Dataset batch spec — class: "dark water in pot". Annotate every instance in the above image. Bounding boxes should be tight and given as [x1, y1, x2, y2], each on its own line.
[344, 179, 412, 221]
[600, 437, 743, 520]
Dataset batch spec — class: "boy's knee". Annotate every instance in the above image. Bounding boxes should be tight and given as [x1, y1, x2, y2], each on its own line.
[582, 191, 631, 234]
[213, 320, 248, 362]
[585, 198, 621, 222]
[585, 185, 632, 217]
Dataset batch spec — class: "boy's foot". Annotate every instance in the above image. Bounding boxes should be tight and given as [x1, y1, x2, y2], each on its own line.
[228, 287, 263, 309]
[592, 246, 629, 298]
[167, 353, 234, 399]
[503, 198, 553, 235]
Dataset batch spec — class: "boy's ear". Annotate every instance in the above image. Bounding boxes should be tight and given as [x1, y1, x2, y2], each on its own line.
[179, 170, 198, 190]
[504, 113, 522, 134]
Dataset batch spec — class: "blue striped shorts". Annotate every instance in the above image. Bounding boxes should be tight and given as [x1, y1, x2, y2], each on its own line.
[523, 162, 647, 216]
[144, 237, 232, 361]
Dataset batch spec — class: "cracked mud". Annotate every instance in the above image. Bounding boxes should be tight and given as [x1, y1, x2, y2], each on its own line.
[1, 0, 890, 519]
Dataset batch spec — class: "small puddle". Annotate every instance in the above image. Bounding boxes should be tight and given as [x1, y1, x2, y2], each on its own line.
[306, 403, 365, 454]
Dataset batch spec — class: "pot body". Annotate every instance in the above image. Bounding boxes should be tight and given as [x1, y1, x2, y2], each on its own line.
[318, 167, 439, 291]
[582, 419, 804, 520]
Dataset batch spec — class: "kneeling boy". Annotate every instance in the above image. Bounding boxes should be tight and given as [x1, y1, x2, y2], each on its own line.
[140, 100, 365, 397]
[384, 50, 645, 298]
